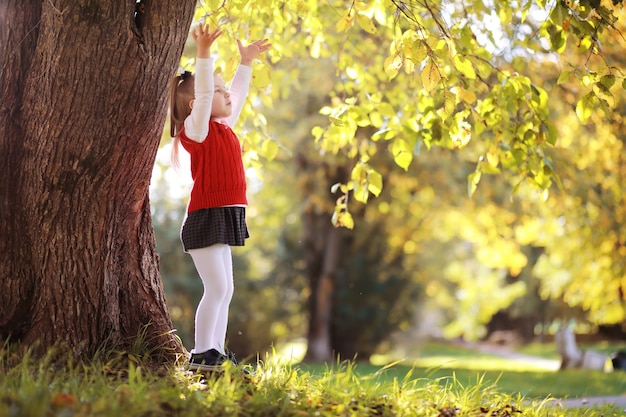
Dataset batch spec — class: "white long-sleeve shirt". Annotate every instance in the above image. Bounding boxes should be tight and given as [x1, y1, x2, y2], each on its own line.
[183, 57, 252, 142]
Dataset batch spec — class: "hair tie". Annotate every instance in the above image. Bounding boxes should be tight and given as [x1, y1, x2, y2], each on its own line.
[180, 70, 192, 81]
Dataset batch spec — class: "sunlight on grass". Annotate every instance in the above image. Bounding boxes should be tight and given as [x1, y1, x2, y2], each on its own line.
[409, 355, 556, 371]
[273, 338, 307, 364]
[371, 341, 559, 372]
[2, 342, 626, 416]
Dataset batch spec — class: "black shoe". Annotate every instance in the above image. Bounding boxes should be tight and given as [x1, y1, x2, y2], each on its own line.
[225, 349, 239, 365]
[189, 349, 228, 372]
[224, 349, 253, 377]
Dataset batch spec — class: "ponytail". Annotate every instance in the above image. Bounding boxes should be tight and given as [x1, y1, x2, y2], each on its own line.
[168, 71, 195, 169]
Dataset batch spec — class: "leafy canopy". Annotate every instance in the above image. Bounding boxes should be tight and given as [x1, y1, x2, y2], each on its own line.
[187, 0, 624, 223]
[166, 1, 626, 330]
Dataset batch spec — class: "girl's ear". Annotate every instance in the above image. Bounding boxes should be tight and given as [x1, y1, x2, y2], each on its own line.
[188, 99, 194, 110]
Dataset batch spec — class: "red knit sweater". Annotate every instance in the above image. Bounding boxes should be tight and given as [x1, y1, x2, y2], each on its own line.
[180, 121, 247, 213]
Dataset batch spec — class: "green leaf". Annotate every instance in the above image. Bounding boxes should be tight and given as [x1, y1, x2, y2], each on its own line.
[543, 122, 558, 145]
[599, 74, 616, 89]
[593, 82, 614, 107]
[549, 2, 567, 26]
[549, 28, 567, 53]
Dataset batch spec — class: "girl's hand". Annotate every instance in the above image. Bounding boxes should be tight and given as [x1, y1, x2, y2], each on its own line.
[237, 39, 271, 66]
[192, 23, 223, 58]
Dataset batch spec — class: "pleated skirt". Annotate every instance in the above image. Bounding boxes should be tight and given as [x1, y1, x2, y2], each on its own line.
[181, 206, 249, 252]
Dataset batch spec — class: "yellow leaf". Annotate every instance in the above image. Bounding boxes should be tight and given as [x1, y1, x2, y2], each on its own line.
[368, 169, 383, 197]
[252, 65, 271, 88]
[343, 213, 355, 229]
[353, 181, 369, 203]
[410, 41, 428, 65]
[351, 164, 365, 181]
[384, 53, 403, 79]
[332, 211, 354, 229]
[453, 54, 476, 80]
[421, 61, 441, 93]
[356, 13, 376, 34]
[261, 140, 279, 161]
[437, 89, 455, 120]
[390, 139, 413, 170]
[467, 171, 482, 197]
[329, 116, 344, 126]
[336, 10, 354, 33]
[575, 92, 594, 122]
[459, 87, 477, 104]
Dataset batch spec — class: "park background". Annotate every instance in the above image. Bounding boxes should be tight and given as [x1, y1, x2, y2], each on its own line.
[3, 1, 626, 415]
[149, 1, 626, 365]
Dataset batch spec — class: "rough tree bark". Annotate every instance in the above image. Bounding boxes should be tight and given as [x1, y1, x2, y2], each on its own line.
[0, 0, 195, 359]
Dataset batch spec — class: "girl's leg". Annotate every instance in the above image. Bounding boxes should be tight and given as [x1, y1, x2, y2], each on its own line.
[188, 244, 230, 354]
[212, 245, 234, 352]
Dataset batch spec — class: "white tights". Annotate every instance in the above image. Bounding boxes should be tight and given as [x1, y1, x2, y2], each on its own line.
[188, 244, 233, 355]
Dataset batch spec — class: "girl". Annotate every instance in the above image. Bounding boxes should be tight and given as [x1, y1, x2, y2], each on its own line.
[168, 23, 270, 371]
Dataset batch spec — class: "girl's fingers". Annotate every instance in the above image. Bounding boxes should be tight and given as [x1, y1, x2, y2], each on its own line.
[196, 22, 222, 37]
[191, 24, 200, 38]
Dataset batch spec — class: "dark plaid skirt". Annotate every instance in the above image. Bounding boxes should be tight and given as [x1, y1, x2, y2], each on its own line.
[181, 206, 249, 252]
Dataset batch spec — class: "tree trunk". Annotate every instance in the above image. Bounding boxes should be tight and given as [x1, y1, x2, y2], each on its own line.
[0, 1, 194, 359]
[299, 160, 350, 363]
[302, 219, 341, 363]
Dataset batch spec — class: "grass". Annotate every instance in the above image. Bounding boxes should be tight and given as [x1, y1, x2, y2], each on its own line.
[1, 342, 626, 417]
[361, 341, 626, 399]
[301, 362, 626, 399]
[517, 340, 626, 360]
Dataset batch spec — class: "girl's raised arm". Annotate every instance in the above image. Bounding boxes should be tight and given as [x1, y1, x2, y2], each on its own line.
[224, 39, 271, 127]
[184, 57, 214, 142]
[224, 65, 251, 127]
[183, 23, 222, 142]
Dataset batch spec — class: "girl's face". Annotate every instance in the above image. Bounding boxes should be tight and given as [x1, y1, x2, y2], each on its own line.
[210, 74, 232, 119]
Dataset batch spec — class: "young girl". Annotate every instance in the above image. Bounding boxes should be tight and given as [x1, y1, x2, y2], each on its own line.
[168, 23, 270, 371]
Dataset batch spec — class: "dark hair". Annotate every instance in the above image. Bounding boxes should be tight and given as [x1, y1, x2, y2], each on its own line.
[168, 71, 195, 167]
